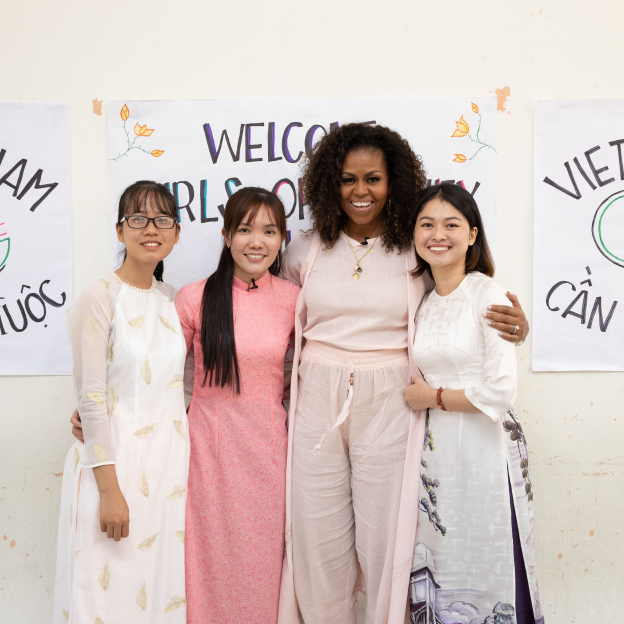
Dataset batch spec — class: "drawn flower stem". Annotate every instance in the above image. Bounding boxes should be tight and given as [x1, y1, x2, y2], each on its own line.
[111, 121, 133, 160]
[110, 121, 155, 161]
[465, 113, 496, 160]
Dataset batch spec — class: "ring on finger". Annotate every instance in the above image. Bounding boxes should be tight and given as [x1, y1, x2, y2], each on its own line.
[512, 325, 519, 335]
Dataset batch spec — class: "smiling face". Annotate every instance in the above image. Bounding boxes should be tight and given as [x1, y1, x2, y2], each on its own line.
[223, 206, 285, 284]
[340, 148, 389, 235]
[414, 196, 477, 277]
[116, 197, 180, 268]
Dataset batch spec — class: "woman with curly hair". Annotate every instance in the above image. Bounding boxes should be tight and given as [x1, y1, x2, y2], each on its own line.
[278, 123, 528, 624]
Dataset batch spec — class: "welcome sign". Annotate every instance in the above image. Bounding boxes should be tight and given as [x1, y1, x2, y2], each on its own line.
[108, 97, 498, 290]
[533, 99, 624, 371]
[0, 102, 72, 375]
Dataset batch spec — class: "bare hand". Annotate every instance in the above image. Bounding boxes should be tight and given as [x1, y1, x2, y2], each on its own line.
[70, 409, 84, 443]
[404, 378, 436, 411]
[99, 488, 130, 541]
[483, 291, 529, 344]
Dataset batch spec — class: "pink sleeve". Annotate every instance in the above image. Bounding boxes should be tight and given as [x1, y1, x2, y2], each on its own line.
[175, 286, 196, 358]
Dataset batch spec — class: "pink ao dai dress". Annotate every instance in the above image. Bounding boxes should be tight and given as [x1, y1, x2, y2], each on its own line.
[175, 271, 300, 624]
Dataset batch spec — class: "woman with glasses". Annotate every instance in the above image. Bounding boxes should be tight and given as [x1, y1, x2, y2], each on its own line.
[53, 181, 190, 624]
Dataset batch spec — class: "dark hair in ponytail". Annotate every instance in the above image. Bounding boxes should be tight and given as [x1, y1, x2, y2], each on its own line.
[117, 180, 178, 282]
[200, 187, 287, 393]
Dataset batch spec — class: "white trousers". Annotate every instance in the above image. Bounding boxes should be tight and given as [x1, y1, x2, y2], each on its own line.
[291, 341, 412, 624]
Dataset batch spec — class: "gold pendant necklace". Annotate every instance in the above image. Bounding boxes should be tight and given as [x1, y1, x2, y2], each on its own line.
[346, 233, 379, 280]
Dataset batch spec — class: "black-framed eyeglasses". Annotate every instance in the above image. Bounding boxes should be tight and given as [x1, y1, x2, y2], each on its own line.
[120, 215, 179, 229]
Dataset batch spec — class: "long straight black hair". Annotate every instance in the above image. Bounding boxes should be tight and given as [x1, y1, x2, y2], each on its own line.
[200, 187, 287, 393]
[117, 180, 179, 281]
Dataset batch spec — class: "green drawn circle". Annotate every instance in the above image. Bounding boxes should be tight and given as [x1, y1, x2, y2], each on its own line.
[593, 191, 624, 268]
[0, 237, 10, 272]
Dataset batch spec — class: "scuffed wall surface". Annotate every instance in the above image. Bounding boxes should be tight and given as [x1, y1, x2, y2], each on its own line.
[1, 377, 73, 620]
[2, 0, 624, 622]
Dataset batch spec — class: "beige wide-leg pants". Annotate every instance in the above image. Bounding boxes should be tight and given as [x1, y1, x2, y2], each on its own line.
[291, 341, 412, 624]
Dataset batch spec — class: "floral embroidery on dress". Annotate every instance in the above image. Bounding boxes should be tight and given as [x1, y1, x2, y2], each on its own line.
[503, 408, 533, 501]
[419, 412, 446, 536]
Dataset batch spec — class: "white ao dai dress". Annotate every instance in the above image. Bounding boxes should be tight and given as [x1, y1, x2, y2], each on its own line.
[411, 271, 544, 624]
[52, 274, 190, 624]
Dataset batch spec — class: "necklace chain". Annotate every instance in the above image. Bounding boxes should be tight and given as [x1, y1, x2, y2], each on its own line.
[110, 270, 157, 292]
[345, 233, 379, 280]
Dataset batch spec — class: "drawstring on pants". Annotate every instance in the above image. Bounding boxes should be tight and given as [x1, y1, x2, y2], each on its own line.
[315, 362, 355, 451]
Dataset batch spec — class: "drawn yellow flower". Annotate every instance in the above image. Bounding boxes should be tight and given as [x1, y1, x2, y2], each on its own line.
[451, 116, 469, 138]
[471, 102, 479, 113]
[151, 150, 165, 158]
[120, 104, 129, 122]
[453, 154, 467, 163]
[134, 123, 154, 137]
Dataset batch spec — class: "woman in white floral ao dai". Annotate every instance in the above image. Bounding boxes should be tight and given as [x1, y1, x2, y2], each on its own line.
[53, 181, 190, 624]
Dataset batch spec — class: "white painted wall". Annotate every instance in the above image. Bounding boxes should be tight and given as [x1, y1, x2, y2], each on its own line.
[2, 0, 623, 622]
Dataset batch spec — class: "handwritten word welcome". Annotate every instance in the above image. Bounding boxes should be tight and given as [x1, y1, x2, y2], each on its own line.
[203, 120, 347, 164]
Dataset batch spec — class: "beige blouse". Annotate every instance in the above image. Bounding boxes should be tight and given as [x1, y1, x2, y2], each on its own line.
[281, 231, 409, 351]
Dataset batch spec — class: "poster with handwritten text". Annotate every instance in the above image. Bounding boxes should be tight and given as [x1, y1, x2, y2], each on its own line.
[107, 98, 497, 290]
[0, 103, 72, 375]
[534, 100, 624, 371]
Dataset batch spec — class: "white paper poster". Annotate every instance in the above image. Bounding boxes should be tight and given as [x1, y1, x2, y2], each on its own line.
[0, 103, 72, 375]
[534, 100, 624, 371]
[108, 97, 497, 290]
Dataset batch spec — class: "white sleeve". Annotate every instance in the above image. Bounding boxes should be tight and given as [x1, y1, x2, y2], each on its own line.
[67, 280, 115, 468]
[464, 279, 518, 421]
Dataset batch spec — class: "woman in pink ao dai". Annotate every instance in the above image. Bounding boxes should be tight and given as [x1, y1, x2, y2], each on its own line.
[176, 187, 299, 624]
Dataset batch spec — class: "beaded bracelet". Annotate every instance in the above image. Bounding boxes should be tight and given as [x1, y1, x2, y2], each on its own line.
[436, 387, 447, 411]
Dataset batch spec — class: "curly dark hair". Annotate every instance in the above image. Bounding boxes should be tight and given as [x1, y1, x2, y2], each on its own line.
[303, 123, 427, 251]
